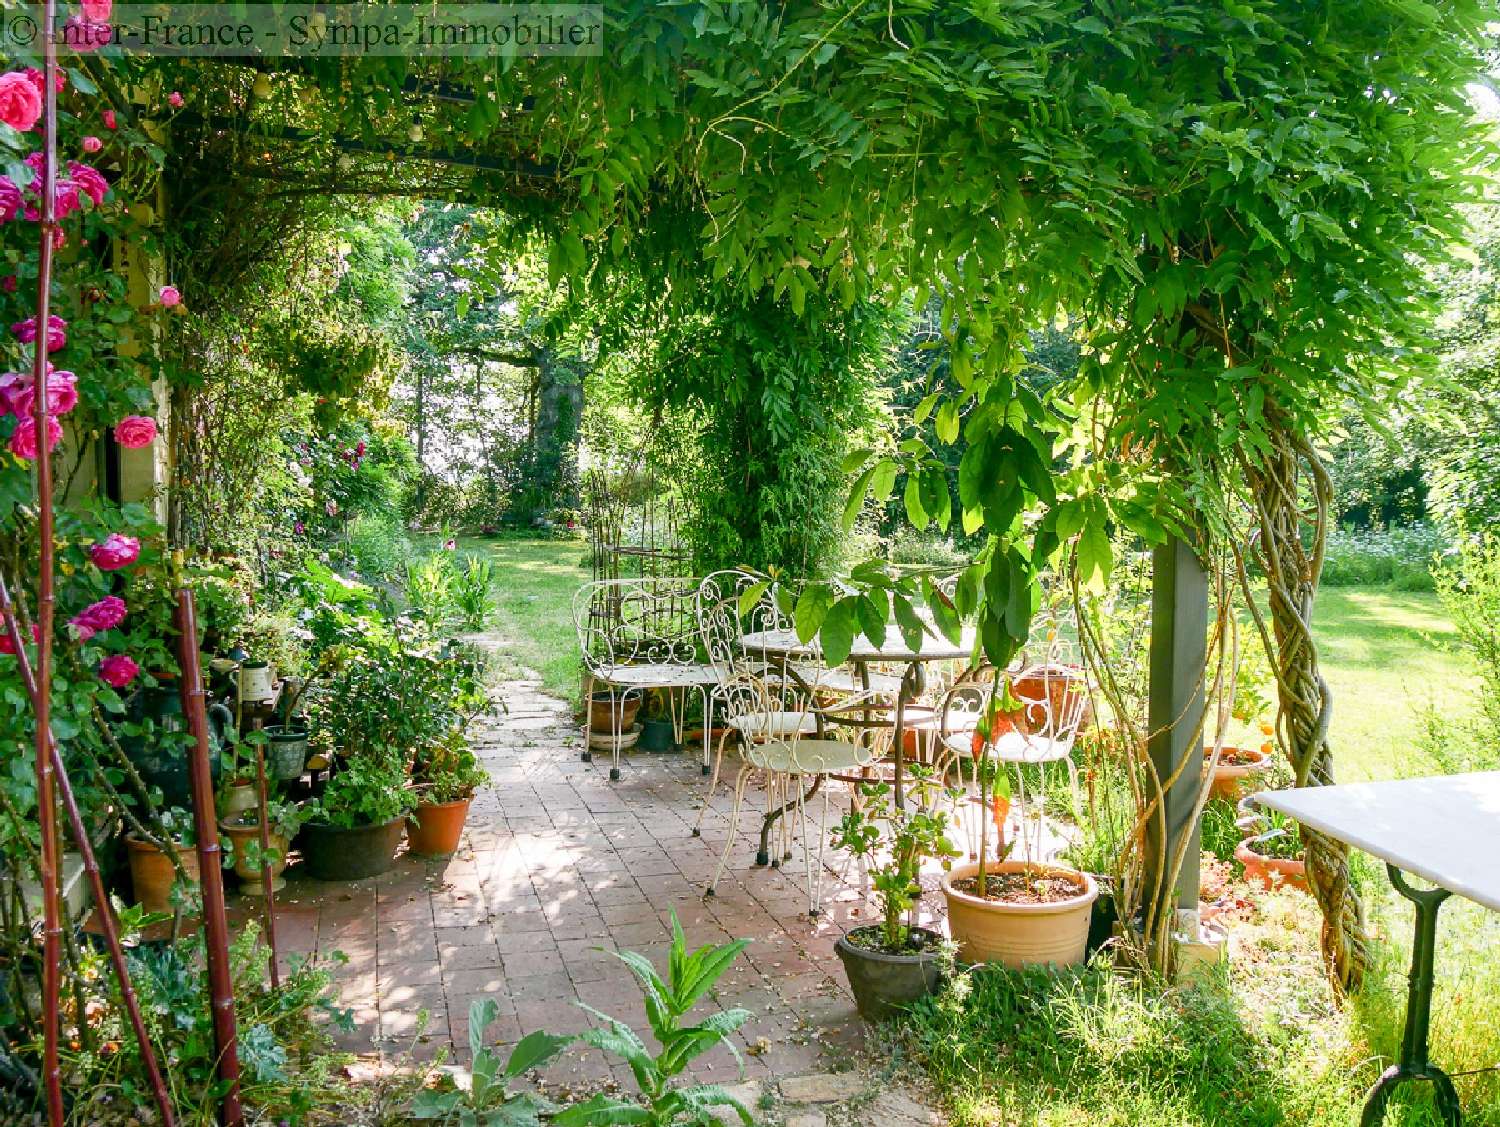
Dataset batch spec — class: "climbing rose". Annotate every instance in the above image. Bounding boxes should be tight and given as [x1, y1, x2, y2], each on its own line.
[11, 315, 67, 353]
[70, 595, 126, 641]
[0, 177, 19, 222]
[63, 16, 111, 52]
[67, 162, 108, 207]
[23, 68, 66, 96]
[9, 415, 62, 459]
[158, 285, 180, 307]
[0, 72, 43, 133]
[168, 91, 183, 108]
[81, 135, 102, 153]
[114, 415, 157, 448]
[97, 654, 139, 688]
[89, 533, 139, 570]
[101, 109, 116, 130]
[0, 623, 40, 655]
[81, 0, 111, 21]
[7, 369, 79, 419]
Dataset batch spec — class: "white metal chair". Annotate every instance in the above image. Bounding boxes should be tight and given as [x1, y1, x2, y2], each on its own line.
[573, 577, 719, 781]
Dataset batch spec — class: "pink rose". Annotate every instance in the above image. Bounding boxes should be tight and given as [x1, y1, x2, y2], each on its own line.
[81, 0, 111, 21]
[158, 285, 180, 307]
[0, 623, 41, 655]
[9, 415, 63, 459]
[63, 16, 111, 52]
[81, 135, 102, 153]
[0, 177, 19, 223]
[0, 276, 15, 293]
[67, 162, 108, 206]
[293, 521, 305, 535]
[23, 68, 66, 96]
[89, 533, 140, 570]
[11, 315, 67, 353]
[8, 370, 79, 419]
[0, 73, 43, 133]
[101, 109, 116, 130]
[69, 595, 126, 641]
[114, 415, 157, 448]
[168, 91, 183, 109]
[355, 440, 367, 456]
[443, 538, 457, 550]
[98, 655, 139, 688]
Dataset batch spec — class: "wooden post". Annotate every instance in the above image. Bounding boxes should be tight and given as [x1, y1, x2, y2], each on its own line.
[1145, 535, 1206, 930]
[175, 586, 244, 1127]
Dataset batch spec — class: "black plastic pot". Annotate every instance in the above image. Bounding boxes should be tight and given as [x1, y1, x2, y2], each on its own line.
[637, 717, 676, 753]
[299, 817, 404, 881]
[1086, 881, 1118, 957]
[835, 925, 945, 1021]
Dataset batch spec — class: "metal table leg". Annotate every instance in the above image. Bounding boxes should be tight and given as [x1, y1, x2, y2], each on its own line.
[1361, 864, 1462, 1127]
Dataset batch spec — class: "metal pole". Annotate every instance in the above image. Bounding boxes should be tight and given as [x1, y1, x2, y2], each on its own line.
[0, 577, 176, 1126]
[174, 585, 244, 1127]
[1145, 535, 1207, 929]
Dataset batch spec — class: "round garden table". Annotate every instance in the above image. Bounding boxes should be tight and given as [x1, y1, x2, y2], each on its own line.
[740, 624, 975, 809]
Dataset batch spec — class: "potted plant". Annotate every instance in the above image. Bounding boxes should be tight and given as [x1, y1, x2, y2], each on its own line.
[1234, 806, 1308, 893]
[636, 688, 676, 753]
[299, 754, 414, 881]
[831, 767, 959, 1020]
[126, 808, 202, 914]
[1203, 743, 1272, 801]
[407, 734, 488, 858]
[220, 798, 304, 894]
[940, 681, 1098, 968]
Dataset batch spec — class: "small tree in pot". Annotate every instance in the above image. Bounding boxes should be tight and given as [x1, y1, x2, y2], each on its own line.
[831, 767, 959, 1020]
[408, 734, 489, 858]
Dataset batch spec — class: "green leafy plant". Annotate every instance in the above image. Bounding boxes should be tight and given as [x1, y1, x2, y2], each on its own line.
[453, 555, 495, 631]
[406, 552, 459, 624]
[412, 731, 490, 805]
[1245, 808, 1304, 862]
[553, 911, 754, 1126]
[832, 768, 960, 952]
[304, 754, 414, 829]
[411, 999, 572, 1125]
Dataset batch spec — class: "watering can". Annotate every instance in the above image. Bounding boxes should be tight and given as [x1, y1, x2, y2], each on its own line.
[116, 683, 230, 810]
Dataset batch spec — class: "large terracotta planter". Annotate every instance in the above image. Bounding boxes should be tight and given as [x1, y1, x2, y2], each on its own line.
[835, 926, 945, 1021]
[588, 691, 640, 734]
[1234, 839, 1309, 894]
[406, 798, 471, 857]
[219, 818, 290, 895]
[1203, 746, 1271, 802]
[299, 817, 405, 881]
[126, 833, 201, 914]
[941, 861, 1097, 968]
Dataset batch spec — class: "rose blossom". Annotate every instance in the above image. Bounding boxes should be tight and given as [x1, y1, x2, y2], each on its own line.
[114, 415, 157, 448]
[0, 72, 43, 133]
[82, 0, 112, 21]
[11, 314, 67, 353]
[23, 68, 66, 96]
[67, 162, 108, 207]
[63, 16, 112, 52]
[69, 595, 127, 641]
[0, 623, 40, 655]
[168, 91, 184, 108]
[102, 109, 116, 130]
[81, 135, 102, 153]
[158, 285, 180, 307]
[9, 415, 62, 459]
[98, 654, 139, 688]
[0, 177, 19, 223]
[8, 369, 79, 419]
[89, 533, 140, 570]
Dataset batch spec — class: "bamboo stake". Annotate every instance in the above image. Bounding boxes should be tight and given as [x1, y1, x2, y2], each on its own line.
[252, 739, 281, 989]
[30, 4, 65, 1120]
[174, 584, 244, 1127]
[0, 577, 176, 1126]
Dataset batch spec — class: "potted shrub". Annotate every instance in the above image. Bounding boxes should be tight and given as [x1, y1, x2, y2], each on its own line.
[220, 798, 304, 894]
[408, 735, 488, 858]
[831, 767, 959, 1020]
[126, 808, 202, 914]
[1234, 807, 1308, 893]
[299, 755, 414, 881]
[940, 682, 1098, 968]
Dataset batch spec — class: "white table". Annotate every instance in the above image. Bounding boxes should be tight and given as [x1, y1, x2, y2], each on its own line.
[1257, 772, 1500, 1126]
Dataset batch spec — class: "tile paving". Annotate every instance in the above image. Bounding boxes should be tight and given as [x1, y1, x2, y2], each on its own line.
[244, 677, 939, 1091]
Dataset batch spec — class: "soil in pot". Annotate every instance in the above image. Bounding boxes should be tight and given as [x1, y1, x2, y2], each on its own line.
[407, 798, 471, 857]
[126, 833, 201, 914]
[300, 818, 405, 881]
[941, 861, 1098, 968]
[835, 925, 945, 1021]
[588, 692, 640, 734]
[1234, 839, 1309, 893]
[1203, 745, 1271, 801]
[219, 818, 290, 894]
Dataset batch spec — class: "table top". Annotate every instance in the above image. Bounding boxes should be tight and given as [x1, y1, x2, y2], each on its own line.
[1256, 771, 1500, 913]
[741, 625, 975, 663]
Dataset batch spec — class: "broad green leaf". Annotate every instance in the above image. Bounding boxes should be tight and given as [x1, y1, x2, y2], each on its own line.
[819, 598, 857, 666]
[737, 579, 771, 619]
[504, 1030, 574, 1080]
[843, 465, 876, 531]
[904, 473, 928, 531]
[794, 584, 834, 644]
[468, 997, 500, 1063]
[871, 459, 898, 502]
[552, 1093, 653, 1125]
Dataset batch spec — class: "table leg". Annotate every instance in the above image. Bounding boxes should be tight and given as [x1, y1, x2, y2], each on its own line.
[1361, 864, 1462, 1127]
[758, 775, 822, 867]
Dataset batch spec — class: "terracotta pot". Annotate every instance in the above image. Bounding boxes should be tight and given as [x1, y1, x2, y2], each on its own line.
[406, 797, 471, 857]
[1234, 839, 1309, 894]
[219, 818, 290, 894]
[126, 833, 201, 914]
[941, 861, 1098, 968]
[835, 926, 945, 1021]
[1203, 746, 1271, 802]
[588, 692, 640, 734]
[220, 781, 258, 820]
[1004, 666, 1090, 735]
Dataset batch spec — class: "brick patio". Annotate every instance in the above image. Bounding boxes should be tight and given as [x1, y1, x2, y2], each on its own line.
[252, 676, 927, 1094]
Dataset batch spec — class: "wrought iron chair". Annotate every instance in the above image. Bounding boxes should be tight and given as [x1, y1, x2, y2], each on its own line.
[573, 577, 719, 781]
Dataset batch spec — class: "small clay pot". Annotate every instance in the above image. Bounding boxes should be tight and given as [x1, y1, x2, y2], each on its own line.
[126, 833, 201, 914]
[1204, 746, 1272, 802]
[406, 798, 471, 857]
[219, 781, 258, 821]
[264, 724, 311, 782]
[1235, 838, 1309, 893]
[835, 926, 945, 1021]
[588, 691, 640, 734]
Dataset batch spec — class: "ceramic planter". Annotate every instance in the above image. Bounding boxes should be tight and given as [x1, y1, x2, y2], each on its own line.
[238, 661, 276, 701]
[406, 797, 471, 857]
[220, 781, 258, 821]
[299, 817, 404, 881]
[940, 861, 1098, 968]
[1203, 745, 1272, 802]
[835, 925, 945, 1021]
[588, 691, 640, 734]
[219, 818, 290, 894]
[264, 724, 311, 782]
[126, 833, 201, 914]
[1234, 839, 1309, 893]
